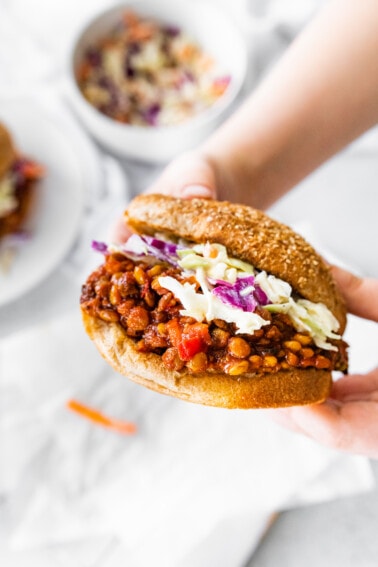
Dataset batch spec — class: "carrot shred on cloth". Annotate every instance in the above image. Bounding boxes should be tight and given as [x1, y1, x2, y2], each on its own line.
[67, 399, 136, 435]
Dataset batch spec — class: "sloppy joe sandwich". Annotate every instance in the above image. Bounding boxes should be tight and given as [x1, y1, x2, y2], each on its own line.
[80, 195, 348, 409]
[0, 122, 44, 239]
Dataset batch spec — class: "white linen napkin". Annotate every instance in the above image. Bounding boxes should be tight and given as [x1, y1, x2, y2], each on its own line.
[1, 1, 377, 565]
[0, 303, 376, 567]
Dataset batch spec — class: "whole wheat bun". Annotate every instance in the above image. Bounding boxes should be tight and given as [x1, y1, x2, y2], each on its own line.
[0, 122, 16, 179]
[82, 194, 346, 409]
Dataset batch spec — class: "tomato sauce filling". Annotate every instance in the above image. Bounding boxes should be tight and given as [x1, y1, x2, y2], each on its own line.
[80, 252, 349, 375]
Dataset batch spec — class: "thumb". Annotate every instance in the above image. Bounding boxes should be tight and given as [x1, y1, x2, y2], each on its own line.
[110, 151, 217, 243]
[147, 151, 217, 200]
[180, 184, 215, 199]
[331, 265, 378, 322]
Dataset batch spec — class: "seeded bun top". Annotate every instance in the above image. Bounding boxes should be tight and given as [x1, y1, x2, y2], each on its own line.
[125, 194, 346, 333]
[0, 122, 16, 179]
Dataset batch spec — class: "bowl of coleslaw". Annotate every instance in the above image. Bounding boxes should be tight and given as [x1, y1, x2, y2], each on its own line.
[67, 0, 247, 162]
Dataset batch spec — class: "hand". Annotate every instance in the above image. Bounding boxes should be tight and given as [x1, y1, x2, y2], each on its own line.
[271, 266, 378, 458]
[111, 150, 219, 243]
[145, 150, 218, 200]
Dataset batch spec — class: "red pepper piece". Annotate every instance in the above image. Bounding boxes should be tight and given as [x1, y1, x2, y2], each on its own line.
[178, 336, 203, 361]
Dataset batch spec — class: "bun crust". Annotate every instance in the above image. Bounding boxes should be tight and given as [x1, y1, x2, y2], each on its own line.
[82, 312, 332, 409]
[0, 122, 16, 179]
[125, 194, 346, 332]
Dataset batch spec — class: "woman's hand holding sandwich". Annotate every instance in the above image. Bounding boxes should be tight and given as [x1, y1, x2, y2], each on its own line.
[109, 0, 378, 456]
[271, 267, 378, 459]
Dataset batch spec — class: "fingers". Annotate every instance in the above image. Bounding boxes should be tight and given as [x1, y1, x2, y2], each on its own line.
[331, 367, 378, 400]
[313, 400, 378, 457]
[109, 214, 132, 244]
[110, 151, 218, 243]
[269, 399, 341, 438]
[270, 395, 378, 458]
[331, 265, 378, 322]
[279, 402, 354, 452]
[146, 151, 218, 200]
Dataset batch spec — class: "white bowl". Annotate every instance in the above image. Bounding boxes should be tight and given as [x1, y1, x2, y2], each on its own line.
[67, 0, 247, 163]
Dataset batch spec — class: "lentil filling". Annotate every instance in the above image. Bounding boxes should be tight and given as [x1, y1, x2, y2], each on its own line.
[80, 252, 349, 376]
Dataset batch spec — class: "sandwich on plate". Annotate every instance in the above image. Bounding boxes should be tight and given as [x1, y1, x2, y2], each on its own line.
[0, 122, 44, 240]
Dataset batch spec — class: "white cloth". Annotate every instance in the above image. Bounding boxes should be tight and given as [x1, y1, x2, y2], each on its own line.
[0, 309, 376, 567]
[1, 0, 378, 566]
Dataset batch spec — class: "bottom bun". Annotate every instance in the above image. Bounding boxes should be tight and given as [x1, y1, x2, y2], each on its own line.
[82, 313, 332, 409]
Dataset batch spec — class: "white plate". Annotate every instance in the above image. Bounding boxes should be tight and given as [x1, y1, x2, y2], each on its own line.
[0, 99, 86, 306]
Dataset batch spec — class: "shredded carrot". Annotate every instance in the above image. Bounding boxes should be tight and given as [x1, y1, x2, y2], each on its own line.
[197, 54, 214, 72]
[23, 162, 45, 180]
[211, 83, 227, 97]
[176, 44, 197, 62]
[67, 399, 137, 435]
[123, 10, 139, 28]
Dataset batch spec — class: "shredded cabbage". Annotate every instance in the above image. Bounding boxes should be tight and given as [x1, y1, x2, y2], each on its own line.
[0, 175, 17, 218]
[92, 235, 180, 266]
[158, 274, 269, 335]
[255, 271, 292, 303]
[265, 299, 341, 351]
[212, 276, 258, 312]
[93, 235, 341, 348]
[125, 234, 180, 265]
[178, 242, 253, 283]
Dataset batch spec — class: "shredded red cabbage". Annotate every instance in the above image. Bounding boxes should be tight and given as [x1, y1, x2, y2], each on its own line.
[213, 75, 232, 89]
[123, 234, 149, 256]
[6, 229, 31, 243]
[92, 240, 108, 253]
[91, 237, 270, 310]
[253, 285, 269, 306]
[128, 235, 180, 265]
[142, 103, 161, 126]
[92, 235, 180, 266]
[212, 276, 269, 312]
[207, 277, 232, 287]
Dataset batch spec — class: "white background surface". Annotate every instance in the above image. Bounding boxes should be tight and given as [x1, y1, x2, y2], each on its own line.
[1, 1, 378, 566]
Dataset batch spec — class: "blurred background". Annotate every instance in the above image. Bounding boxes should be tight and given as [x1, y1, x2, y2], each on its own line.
[1, 0, 378, 566]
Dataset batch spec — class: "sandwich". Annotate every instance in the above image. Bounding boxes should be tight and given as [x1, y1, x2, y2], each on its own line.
[80, 194, 348, 409]
[0, 122, 44, 240]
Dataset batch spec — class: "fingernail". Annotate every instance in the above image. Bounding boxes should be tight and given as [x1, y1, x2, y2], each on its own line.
[181, 185, 214, 199]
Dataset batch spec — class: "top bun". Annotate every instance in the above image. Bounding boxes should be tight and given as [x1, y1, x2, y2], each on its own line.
[125, 194, 346, 333]
[0, 122, 16, 179]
